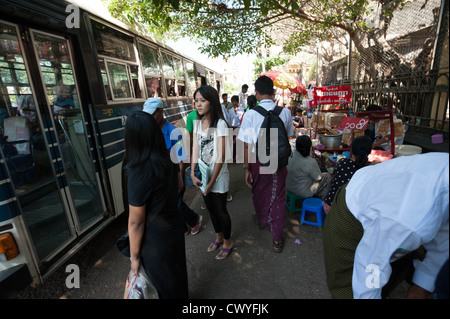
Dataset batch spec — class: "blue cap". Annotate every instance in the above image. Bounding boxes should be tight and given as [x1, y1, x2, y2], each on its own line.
[143, 98, 164, 115]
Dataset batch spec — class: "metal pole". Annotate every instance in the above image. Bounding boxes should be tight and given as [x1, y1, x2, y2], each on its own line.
[316, 47, 319, 86]
[261, 37, 266, 73]
[347, 31, 352, 80]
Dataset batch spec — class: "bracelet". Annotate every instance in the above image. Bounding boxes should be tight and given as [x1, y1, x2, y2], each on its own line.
[243, 165, 249, 169]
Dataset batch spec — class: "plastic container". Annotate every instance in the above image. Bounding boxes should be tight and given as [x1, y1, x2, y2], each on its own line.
[394, 145, 422, 157]
[342, 151, 350, 158]
[329, 154, 338, 163]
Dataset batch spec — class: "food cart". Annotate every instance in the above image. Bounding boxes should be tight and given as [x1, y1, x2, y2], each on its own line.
[307, 85, 397, 172]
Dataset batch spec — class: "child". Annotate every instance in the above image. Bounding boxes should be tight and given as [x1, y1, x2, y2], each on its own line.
[231, 95, 244, 127]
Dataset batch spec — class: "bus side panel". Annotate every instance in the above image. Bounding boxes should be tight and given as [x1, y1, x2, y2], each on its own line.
[0, 158, 42, 291]
[95, 106, 139, 217]
[0, 216, 41, 297]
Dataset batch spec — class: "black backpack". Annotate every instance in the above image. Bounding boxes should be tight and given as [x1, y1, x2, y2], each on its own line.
[253, 105, 292, 170]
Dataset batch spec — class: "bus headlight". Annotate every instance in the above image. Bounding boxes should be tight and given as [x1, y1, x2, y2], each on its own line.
[0, 233, 19, 260]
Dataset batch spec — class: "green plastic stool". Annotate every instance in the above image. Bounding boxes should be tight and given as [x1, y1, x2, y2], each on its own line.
[286, 192, 306, 214]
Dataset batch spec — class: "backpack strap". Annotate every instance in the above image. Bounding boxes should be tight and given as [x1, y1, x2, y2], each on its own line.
[254, 104, 284, 117]
[272, 106, 283, 116]
[253, 104, 268, 117]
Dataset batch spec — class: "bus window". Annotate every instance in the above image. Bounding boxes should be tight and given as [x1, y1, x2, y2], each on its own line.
[129, 65, 142, 99]
[166, 78, 176, 97]
[208, 70, 215, 86]
[145, 77, 162, 98]
[216, 80, 221, 94]
[174, 57, 186, 97]
[99, 59, 112, 100]
[91, 20, 136, 62]
[91, 20, 143, 103]
[185, 62, 196, 97]
[161, 52, 179, 97]
[161, 52, 175, 79]
[177, 83, 186, 97]
[139, 43, 162, 98]
[106, 61, 132, 99]
[197, 76, 206, 87]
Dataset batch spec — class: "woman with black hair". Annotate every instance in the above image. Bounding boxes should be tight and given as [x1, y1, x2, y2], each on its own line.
[125, 111, 188, 298]
[286, 135, 332, 199]
[323, 135, 373, 214]
[246, 94, 257, 110]
[190, 85, 234, 260]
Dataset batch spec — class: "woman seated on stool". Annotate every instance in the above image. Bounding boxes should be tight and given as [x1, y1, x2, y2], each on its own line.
[322, 135, 373, 214]
[286, 135, 332, 200]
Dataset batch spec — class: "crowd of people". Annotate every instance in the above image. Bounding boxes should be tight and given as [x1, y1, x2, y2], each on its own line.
[122, 75, 449, 299]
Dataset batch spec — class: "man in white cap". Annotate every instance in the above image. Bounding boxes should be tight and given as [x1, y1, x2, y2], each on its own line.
[143, 98, 203, 235]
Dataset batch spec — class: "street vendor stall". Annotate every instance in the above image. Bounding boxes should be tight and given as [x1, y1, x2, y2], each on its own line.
[306, 85, 399, 172]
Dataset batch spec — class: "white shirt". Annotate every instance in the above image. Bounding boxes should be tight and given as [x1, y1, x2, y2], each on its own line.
[345, 152, 449, 299]
[221, 104, 239, 128]
[193, 118, 229, 193]
[235, 106, 245, 127]
[237, 99, 294, 148]
[238, 91, 246, 110]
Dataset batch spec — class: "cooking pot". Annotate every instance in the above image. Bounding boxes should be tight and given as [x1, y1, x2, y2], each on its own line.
[318, 130, 343, 149]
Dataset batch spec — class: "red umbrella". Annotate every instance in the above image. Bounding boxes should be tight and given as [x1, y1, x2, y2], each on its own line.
[260, 70, 306, 95]
[289, 76, 307, 95]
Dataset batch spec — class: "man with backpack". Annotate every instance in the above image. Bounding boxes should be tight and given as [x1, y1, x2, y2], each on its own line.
[237, 75, 294, 253]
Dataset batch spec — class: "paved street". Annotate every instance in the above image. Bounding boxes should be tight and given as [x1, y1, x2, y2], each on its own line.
[15, 163, 408, 300]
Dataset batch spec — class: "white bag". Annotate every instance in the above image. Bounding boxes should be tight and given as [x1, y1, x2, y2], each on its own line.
[124, 265, 159, 299]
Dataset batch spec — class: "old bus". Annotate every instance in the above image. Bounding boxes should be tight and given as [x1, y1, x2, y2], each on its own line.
[0, 0, 223, 297]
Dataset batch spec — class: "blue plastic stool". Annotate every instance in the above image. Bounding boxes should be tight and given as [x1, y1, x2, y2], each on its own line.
[286, 192, 305, 214]
[300, 198, 325, 229]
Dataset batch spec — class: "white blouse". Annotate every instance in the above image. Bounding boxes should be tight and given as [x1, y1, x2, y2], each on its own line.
[193, 118, 230, 194]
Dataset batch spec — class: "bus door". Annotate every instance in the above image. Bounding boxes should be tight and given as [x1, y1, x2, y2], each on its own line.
[0, 22, 105, 269]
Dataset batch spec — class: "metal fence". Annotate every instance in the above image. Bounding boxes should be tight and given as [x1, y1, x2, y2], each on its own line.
[349, 69, 449, 138]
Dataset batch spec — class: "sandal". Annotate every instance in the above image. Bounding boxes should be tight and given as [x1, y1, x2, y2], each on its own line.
[215, 243, 234, 260]
[273, 240, 283, 253]
[207, 240, 223, 252]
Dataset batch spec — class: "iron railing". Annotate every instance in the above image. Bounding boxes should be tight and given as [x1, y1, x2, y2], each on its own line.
[327, 69, 449, 138]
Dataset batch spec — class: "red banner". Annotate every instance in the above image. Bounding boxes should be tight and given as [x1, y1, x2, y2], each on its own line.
[314, 86, 351, 105]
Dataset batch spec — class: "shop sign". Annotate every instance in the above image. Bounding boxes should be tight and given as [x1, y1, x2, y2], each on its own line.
[340, 117, 369, 130]
[314, 86, 351, 104]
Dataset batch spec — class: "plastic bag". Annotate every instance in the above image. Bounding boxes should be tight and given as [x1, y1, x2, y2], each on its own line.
[124, 266, 159, 299]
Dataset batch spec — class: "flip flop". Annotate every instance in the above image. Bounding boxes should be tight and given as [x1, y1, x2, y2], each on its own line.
[273, 240, 283, 253]
[207, 240, 223, 252]
[215, 243, 234, 260]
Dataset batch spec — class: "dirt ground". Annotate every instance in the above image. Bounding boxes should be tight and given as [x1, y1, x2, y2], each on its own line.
[14, 164, 413, 300]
